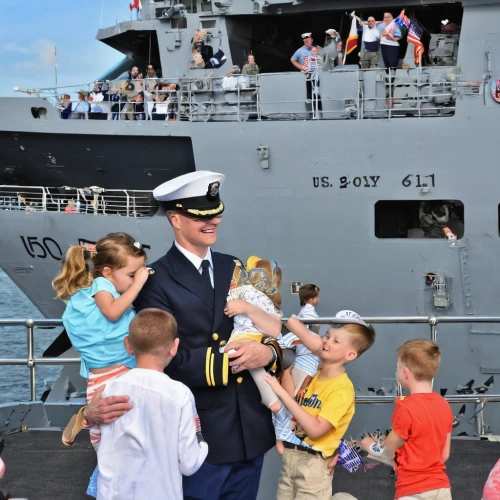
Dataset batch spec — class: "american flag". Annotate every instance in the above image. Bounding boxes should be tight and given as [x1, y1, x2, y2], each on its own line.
[337, 439, 365, 473]
[396, 9, 425, 65]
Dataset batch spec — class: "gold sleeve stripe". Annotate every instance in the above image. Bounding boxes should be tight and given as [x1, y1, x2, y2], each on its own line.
[222, 352, 229, 386]
[206, 348, 213, 387]
[210, 353, 215, 387]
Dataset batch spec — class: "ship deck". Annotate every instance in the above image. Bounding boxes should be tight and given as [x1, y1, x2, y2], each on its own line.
[0, 430, 499, 499]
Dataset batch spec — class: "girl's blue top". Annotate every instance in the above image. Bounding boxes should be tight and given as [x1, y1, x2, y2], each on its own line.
[62, 277, 136, 377]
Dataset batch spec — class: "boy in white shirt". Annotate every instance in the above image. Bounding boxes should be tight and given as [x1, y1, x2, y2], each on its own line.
[275, 284, 321, 452]
[97, 308, 208, 500]
[285, 284, 321, 391]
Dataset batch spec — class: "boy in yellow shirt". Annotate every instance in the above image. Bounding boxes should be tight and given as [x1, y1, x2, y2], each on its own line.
[264, 310, 375, 500]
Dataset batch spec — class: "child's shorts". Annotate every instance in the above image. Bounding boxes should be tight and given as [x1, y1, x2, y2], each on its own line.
[277, 447, 333, 500]
[397, 488, 452, 500]
[87, 364, 130, 449]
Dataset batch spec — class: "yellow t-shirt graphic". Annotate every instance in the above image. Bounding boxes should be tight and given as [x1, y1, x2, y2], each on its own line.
[293, 370, 355, 458]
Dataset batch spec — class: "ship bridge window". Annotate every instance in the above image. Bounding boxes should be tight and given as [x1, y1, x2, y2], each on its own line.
[227, 4, 462, 73]
[375, 200, 464, 239]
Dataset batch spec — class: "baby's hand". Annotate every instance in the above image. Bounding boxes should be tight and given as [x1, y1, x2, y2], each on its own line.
[133, 267, 149, 287]
[224, 299, 250, 317]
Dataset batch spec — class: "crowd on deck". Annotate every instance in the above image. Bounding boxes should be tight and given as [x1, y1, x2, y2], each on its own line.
[56, 10, 443, 121]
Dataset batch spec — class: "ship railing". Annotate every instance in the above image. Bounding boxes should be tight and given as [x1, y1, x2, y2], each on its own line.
[0, 185, 157, 218]
[0, 315, 499, 435]
[27, 66, 467, 123]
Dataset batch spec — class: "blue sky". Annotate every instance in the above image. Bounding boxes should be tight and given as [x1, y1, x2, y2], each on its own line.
[0, 0, 133, 97]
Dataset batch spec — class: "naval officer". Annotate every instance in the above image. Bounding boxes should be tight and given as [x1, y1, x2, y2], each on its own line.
[85, 171, 282, 500]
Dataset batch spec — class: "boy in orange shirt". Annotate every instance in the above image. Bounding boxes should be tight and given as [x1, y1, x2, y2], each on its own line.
[360, 339, 454, 500]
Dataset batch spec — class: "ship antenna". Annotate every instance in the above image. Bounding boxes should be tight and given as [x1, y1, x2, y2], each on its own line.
[100, 0, 105, 28]
[54, 45, 58, 101]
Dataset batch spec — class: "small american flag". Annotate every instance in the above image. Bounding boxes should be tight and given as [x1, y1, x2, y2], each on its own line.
[396, 10, 425, 65]
[337, 439, 365, 473]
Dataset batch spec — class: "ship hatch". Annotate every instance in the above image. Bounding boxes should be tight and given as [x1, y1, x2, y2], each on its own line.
[375, 200, 464, 239]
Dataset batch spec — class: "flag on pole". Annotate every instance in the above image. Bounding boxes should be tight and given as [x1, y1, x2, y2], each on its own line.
[344, 12, 358, 57]
[395, 10, 425, 66]
[129, 0, 142, 11]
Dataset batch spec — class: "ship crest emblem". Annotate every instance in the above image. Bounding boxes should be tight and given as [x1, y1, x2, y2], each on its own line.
[492, 80, 500, 103]
[207, 181, 220, 200]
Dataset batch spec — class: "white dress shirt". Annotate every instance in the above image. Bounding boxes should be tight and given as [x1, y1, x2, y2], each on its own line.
[174, 241, 214, 287]
[97, 369, 208, 500]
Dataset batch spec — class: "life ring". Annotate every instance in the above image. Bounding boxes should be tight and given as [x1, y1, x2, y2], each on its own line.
[491, 79, 500, 103]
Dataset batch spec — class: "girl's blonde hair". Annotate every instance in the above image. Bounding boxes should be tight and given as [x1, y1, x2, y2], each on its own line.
[53, 232, 146, 300]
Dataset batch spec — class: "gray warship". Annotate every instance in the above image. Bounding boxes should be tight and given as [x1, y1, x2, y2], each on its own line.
[1, 0, 500, 498]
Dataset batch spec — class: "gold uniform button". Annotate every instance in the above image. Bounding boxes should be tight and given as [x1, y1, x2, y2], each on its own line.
[219, 340, 227, 347]
[212, 333, 219, 341]
[237, 377, 243, 384]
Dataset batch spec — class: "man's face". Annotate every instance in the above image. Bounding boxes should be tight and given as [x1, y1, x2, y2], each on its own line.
[311, 47, 319, 56]
[248, 55, 255, 65]
[131, 67, 139, 77]
[367, 17, 376, 27]
[147, 66, 155, 76]
[383, 13, 393, 23]
[304, 37, 313, 48]
[136, 94, 143, 102]
[170, 213, 222, 251]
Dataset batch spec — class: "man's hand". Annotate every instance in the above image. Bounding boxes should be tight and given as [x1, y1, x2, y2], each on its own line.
[0, 458, 5, 479]
[224, 300, 250, 317]
[83, 385, 133, 426]
[225, 341, 273, 373]
[327, 454, 338, 476]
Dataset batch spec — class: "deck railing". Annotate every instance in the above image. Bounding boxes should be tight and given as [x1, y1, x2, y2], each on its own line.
[18, 66, 478, 123]
[0, 186, 157, 217]
[0, 315, 499, 436]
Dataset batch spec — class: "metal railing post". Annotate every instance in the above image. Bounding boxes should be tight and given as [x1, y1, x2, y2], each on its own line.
[429, 316, 438, 343]
[475, 401, 485, 436]
[26, 318, 36, 401]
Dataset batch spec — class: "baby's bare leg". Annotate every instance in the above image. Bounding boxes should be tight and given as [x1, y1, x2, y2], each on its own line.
[281, 367, 295, 397]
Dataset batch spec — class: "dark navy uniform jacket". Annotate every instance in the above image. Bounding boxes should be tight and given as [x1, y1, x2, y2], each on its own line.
[134, 243, 275, 464]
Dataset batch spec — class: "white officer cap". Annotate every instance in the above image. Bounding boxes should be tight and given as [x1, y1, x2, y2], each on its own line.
[334, 310, 369, 328]
[301, 32, 312, 39]
[153, 171, 225, 219]
[325, 29, 338, 35]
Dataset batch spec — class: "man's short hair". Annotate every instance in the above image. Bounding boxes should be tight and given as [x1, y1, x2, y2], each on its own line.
[345, 323, 376, 357]
[129, 308, 177, 355]
[299, 284, 320, 306]
[397, 339, 441, 381]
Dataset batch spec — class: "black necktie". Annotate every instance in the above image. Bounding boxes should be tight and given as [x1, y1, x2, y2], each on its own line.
[201, 260, 213, 288]
[200, 259, 214, 307]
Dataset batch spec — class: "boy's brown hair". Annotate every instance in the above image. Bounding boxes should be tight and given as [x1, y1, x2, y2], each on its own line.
[299, 284, 320, 306]
[345, 323, 376, 357]
[397, 339, 441, 381]
[129, 308, 177, 355]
